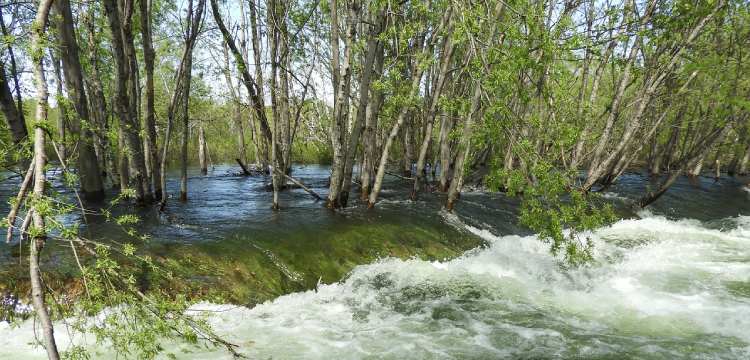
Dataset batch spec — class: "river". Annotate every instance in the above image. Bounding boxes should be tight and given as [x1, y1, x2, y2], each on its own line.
[1, 165, 750, 359]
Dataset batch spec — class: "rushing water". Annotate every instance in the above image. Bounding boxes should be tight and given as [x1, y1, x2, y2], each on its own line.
[2, 165, 750, 358]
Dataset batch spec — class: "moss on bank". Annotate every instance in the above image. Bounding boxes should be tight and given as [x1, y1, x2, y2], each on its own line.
[1, 218, 483, 316]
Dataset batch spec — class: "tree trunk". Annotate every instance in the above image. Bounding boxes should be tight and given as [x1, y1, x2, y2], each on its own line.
[118, 128, 130, 192]
[0, 63, 27, 155]
[367, 29, 433, 208]
[583, 36, 642, 190]
[29, 0, 61, 357]
[160, 0, 204, 207]
[738, 145, 750, 175]
[211, 0, 272, 145]
[569, 0, 626, 170]
[220, 41, 249, 166]
[639, 125, 731, 207]
[179, 52, 192, 201]
[648, 136, 661, 176]
[446, 84, 482, 211]
[437, 112, 455, 192]
[83, 8, 115, 187]
[0, 9, 28, 169]
[139, 0, 161, 199]
[403, 120, 414, 177]
[178, 0, 205, 202]
[54, 0, 105, 201]
[359, 54, 386, 201]
[339, 12, 385, 207]
[198, 124, 208, 175]
[326, 0, 359, 209]
[689, 156, 705, 177]
[50, 54, 67, 165]
[248, 0, 269, 169]
[411, 32, 454, 199]
[267, 0, 282, 208]
[103, 0, 153, 204]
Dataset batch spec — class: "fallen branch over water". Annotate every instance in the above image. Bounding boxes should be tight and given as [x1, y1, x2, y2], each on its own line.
[272, 167, 323, 201]
[235, 158, 252, 176]
[386, 171, 414, 181]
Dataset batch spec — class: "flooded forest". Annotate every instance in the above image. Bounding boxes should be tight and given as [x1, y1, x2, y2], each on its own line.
[1, 0, 750, 358]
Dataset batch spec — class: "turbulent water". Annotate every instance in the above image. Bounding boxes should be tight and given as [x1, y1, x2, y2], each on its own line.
[2, 166, 750, 358]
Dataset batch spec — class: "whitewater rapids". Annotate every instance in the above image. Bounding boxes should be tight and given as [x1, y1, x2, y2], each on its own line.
[3, 213, 750, 359]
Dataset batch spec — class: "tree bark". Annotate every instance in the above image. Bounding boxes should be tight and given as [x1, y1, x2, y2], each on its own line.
[178, 0, 205, 201]
[83, 8, 116, 186]
[446, 84, 482, 211]
[339, 12, 385, 207]
[0, 63, 27, 155]
[198, 124, 208, 175]
[359, 49, 386, 201]
[103, 0, 153, 203]
[139, 0, 161, 199]
[248, 0, 269, 169]
[54, 0, 105, 201]
[50, 54, 68, 167]
[368, 38, 430, 207]
[639, 124, 731, 207]
[411, 31, 454, 199]
[29, 0, 61, 357]
[211, 0, 273, 144]
[437, 111, 455, 192]
[326, 0, 359, 209]
[738, 145, 750, 175]
[0, 8, 28, 169]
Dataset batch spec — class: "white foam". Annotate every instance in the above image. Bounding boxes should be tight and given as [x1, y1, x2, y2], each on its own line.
[3, 214, 750, 358]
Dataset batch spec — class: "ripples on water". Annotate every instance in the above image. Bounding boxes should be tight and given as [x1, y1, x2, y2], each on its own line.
[2, 166, 750, 359]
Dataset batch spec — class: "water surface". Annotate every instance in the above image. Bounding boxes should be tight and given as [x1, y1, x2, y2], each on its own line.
[1, 165, 750, 359]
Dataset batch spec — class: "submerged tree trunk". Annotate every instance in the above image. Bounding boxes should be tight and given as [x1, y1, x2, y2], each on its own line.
[83, 8, 115, 187]
[54, 0, 105, 201]
[639, 125, 731, 207]
[139, 0, 161, 199]
[327, 0, 359, 209]
[118, 128, 130, 192]
[689, 156, 704, 177]
[267, 0, 285, 209]
[198, 124, 208, 175]
[220, 41, 249, 166]
[103, 0, 152, 203]
[437, 112, 455, 192]
[360, 57, 386, 201]
[179, 0, 205, 201]
[446, 84, 483, 211]
[160, 0, 203, 207]
[249, 0, 269, 169]
[339, 13, 385, 207]
[368, 32, 431, 208]
[403, 121, 414, 177]
[412, 31, 454, 199]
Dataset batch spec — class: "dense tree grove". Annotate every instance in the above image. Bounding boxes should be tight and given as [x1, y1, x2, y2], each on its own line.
[1, 0, 749, 358]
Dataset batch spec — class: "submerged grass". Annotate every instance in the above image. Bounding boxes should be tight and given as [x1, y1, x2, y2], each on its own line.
[1, 218, 484, 314]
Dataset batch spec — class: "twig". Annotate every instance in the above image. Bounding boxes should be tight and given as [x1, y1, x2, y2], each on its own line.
[6, 161, 35, 243]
